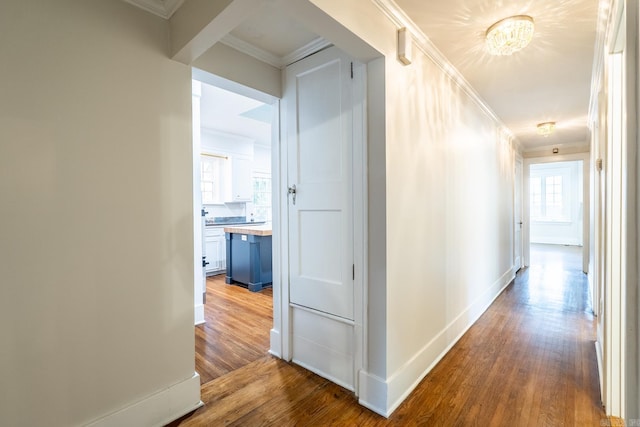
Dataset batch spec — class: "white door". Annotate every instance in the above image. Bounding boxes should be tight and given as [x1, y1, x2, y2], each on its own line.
[514, 158, 523, 270]
[286, 47, 355, 321]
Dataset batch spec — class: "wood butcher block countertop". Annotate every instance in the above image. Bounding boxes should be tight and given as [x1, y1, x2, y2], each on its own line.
[223, 224, 272, 236]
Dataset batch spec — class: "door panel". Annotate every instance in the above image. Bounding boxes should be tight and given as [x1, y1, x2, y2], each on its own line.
[287, 46, 354, 321]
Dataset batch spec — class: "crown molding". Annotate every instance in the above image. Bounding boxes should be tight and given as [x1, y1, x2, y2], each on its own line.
[220, 34, 331, 69]
[282, 37, 332, 66]
[220, 34, 283, 68]
[588, 0, 613, 125]
[123, 0, 185, 19]
[371, 0, 518, 146]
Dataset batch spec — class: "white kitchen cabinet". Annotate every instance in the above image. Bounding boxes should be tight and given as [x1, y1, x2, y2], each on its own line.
[204, 226, 226, 274]
[228, 156, 253, 202]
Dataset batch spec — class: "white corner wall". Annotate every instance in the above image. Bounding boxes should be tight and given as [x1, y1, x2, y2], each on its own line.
[0, 1, 200, 426]
[311, 0, 517, 416]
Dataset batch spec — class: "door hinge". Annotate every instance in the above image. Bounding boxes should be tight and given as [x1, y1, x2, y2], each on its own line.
[352, 264, 355, 280]
[350, 62, 354, 79]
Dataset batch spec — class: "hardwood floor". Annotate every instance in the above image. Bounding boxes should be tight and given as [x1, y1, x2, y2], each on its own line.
[194, 274, 273, 385]
[174, 245, 606, 426]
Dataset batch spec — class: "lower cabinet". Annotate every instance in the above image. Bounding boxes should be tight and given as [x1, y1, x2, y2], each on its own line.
[225, 231, 272, 292]
[204, 226, 226, 274]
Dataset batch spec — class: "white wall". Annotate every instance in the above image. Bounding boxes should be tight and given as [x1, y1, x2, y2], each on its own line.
[309, 0, 517, 415]
[166, 0, 518, 416]
[530, 161, 583, 246]
[254, 145, 272, 173]
[0, 1, 199, 426]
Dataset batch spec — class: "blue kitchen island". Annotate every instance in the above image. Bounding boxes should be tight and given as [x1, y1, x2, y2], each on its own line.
[224, 224, 272, 292]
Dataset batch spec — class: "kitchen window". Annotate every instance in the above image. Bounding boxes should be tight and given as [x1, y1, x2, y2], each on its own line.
[252, 172, 272, 221]
[201, 154, 228, 204]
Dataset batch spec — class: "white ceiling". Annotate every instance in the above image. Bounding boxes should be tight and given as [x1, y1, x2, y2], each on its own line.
[394, 0, 600, 151]
[229, 7, 320, 59]
[199, 83, 272, 146]
[127, 0, 601, 152]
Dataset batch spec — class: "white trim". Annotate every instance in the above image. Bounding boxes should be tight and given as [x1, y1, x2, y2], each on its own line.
[164, 0, 185, 18]
[282, 37, 332, 66]
[289, 303, 356, 325]
[194, 303, 205, 326]
[278, 85, 292, 360]
[220, 34, 283, 68]
[270, 98, 286, 359]
[371, 0, 516, 144]
[514, 155, 524, 270]
[359, 267, 516, 417]
[589, 0, 614, 124]
[86, 373, 202, 427]
[268, 328, 281, 358]
[123, 0, 185, 19]
[352, 59, 368, 398]
[192, 68, 278, 105]
[596, 340, 605, 402]
[357, 371, 388, 417]
[219, 34, 332, 69]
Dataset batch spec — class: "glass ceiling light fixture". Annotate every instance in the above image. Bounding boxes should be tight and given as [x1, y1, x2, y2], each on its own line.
[485, 15, 535, 56]
[537, 121, 556, 137]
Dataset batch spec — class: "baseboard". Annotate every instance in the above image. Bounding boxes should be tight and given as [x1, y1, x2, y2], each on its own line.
[384, 267, 516, 415]
[595, 340, 604, 404]
[358, 370, 389, 417]
[194, 304, 205, 326]
[269, 328, 281, 358]
[86, 372, 203, 427]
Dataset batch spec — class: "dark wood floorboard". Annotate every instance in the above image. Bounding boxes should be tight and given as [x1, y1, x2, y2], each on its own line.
[173, 244, 606, 426]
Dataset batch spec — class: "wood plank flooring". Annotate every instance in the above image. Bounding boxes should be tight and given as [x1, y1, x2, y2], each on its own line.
[173, 244, 606, 426]
[194, 274, 272, 385]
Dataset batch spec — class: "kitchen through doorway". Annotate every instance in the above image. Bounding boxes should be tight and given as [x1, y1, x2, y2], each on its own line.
[192, 69, 277, 383]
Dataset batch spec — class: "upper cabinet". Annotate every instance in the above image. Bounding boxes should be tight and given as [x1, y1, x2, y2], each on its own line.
[200, 154, 253, 204]
[228, 156, 253, 202]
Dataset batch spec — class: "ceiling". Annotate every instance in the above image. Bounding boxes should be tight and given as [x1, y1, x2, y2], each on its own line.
[128, 0, 601, 152]
[394, 0, 600, 151]
[199, 83, 272, 146]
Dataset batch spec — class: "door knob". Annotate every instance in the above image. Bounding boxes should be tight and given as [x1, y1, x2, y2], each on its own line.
[288, 184, 297, 205]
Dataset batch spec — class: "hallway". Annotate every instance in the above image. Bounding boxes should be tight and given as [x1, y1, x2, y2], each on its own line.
[173, 244, 605, 425]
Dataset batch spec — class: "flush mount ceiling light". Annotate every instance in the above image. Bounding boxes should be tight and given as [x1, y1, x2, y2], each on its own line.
[486, 15, 534, 56]
[537, 121, 556, 137]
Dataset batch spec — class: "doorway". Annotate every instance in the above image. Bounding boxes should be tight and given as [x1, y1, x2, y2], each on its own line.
[523, 154, 590, 275]
[190, 43, 369, 396]
[192, 71, 278, 383]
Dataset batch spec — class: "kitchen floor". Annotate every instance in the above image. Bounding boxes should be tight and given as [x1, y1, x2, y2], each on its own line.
[194, 274, 273, 385]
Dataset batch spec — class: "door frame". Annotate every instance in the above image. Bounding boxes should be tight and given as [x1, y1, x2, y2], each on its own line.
[514, 155, 524, 270]
[271, 54, 368, 395]
[522, 153, 590, 272]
